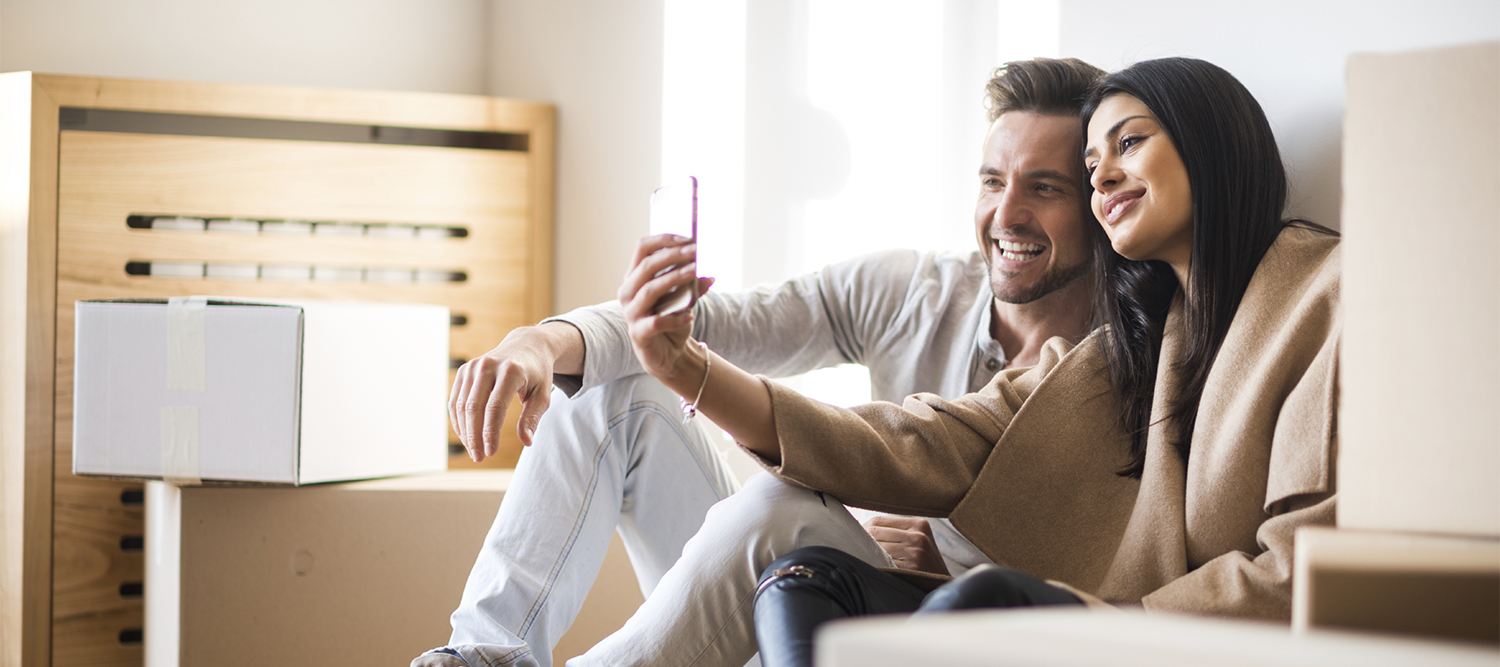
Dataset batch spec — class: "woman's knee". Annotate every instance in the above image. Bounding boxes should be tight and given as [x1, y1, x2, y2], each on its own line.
[917, 564, 1083, 613]
[755, 546, 926, 622]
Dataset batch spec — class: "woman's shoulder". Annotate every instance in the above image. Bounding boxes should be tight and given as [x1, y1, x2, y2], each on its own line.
[1267, 223, 1341, 281]
[1248, 224, 1341, 310]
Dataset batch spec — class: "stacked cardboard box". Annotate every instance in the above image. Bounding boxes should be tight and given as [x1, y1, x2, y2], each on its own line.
[1293, 41, 1500, 644]
[144, 472, 644, 667]
[74, 298, 644, 665]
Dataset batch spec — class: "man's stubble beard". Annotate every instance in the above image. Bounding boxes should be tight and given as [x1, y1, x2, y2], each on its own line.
[989, 258, 1093, 305]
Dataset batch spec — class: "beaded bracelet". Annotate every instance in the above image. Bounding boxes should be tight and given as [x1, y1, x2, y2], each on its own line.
[680, 340, 711, 424]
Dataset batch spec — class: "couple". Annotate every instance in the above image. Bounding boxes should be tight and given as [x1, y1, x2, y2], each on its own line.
[421, 55, 1338, 667]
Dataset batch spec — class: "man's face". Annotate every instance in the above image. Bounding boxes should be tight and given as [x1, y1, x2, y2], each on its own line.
[974, 111, 1092, 304]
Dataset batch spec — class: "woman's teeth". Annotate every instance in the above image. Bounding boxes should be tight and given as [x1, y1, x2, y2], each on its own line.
[996, 240, 1043, 261]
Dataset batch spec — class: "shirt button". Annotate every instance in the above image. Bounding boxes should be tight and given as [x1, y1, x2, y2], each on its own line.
[985, 358, 1000, 371]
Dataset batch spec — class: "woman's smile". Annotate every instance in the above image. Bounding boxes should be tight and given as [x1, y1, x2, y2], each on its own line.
[1100, 190, 1144, 226]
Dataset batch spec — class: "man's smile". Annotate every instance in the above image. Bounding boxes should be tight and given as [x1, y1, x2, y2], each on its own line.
[993, 238, 1046, 264]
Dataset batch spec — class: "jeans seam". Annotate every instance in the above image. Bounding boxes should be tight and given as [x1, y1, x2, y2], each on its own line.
[615, 399, 736, 503]
[514, 418, 620, 643]
[683, 577, 761, 667]
[477, 645, 533, 667]
[658, 404, 737, 501]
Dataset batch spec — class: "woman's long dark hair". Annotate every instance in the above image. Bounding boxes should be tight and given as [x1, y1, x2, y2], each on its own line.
[1081, 58, 1312, 478]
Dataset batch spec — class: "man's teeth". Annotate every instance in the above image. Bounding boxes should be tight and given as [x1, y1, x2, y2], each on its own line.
[996, 240, 1043, 261]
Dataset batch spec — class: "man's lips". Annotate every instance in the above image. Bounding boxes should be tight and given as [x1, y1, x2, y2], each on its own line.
[992, 238, 1045, 263]
[1102, 190, 1144, 225]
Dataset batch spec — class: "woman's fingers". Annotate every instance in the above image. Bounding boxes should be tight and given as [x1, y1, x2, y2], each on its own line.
[620, 237, 696, 305]
[624, 262, 698, 321]
[629, 233, 691, 268]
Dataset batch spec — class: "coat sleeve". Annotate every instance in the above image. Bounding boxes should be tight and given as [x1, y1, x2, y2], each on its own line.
[747, 336, 1078, 517]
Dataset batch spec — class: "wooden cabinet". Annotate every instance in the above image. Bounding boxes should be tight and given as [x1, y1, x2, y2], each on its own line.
[0, 73, 554, 666]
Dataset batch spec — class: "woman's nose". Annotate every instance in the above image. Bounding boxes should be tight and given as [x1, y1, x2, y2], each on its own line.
[1090, 160, 1120, 193]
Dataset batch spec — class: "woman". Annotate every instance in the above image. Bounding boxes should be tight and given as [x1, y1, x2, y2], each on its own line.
[623, 57, 1339, 665]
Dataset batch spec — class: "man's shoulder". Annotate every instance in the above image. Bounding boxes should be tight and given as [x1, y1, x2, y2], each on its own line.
[827, 247, 986, 285]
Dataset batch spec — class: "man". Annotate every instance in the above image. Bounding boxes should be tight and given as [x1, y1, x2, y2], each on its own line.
[418, 56, 1104, 667]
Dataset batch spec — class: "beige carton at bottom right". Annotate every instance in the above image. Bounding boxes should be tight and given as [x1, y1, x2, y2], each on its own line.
[1297, 40, 1500, 644]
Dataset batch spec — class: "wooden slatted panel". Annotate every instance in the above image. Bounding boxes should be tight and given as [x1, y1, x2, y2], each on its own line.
[1, 71, 62, 667]
[53, 129, 542, 664]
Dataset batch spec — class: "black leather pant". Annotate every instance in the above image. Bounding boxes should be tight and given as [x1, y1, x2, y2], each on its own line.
[752, 546, 1084, 667]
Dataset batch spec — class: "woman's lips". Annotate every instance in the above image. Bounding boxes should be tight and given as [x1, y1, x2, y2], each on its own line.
[1103, 190, 1144, 226]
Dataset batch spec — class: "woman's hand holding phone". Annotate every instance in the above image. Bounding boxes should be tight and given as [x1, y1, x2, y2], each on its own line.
[621, 232, 782, 463]
[619, 234, 715, 383]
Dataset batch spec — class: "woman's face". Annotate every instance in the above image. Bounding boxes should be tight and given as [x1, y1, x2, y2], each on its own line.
[1084, 94, 1194, 273]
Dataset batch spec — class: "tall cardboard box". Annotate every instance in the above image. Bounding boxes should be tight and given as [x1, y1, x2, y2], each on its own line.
[1339, 41, 1500, 539]
[144, 472, 645, 666]
[1293, 41, 1500, 643]
[73, 298, 450, 484]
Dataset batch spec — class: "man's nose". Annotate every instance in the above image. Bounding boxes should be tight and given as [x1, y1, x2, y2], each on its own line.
[993, 190, 1031, 229]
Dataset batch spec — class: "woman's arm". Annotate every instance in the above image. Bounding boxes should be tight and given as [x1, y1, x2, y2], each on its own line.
[620, 235, 783, 463]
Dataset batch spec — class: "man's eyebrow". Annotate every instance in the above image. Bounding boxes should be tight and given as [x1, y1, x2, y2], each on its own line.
[1027, 168, 1075, 183]
[978, 167, 1076, 183]
[1083, 114, 1151, 158]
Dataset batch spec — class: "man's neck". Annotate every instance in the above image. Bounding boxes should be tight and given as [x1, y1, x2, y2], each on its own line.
[990, 278, 1094, 369]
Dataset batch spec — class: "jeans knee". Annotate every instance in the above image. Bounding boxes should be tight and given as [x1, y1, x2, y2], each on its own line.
[707, 474, 832, 538]
[546, 374, 676, 424]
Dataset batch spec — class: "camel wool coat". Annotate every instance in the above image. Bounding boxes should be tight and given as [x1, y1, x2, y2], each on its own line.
[755, 226, 1340, 620]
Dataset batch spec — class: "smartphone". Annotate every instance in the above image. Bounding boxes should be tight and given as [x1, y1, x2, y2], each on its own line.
[648, 175, 698, 316]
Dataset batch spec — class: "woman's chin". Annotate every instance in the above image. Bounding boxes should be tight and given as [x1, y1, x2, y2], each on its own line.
[1109, 238, 1146, 262]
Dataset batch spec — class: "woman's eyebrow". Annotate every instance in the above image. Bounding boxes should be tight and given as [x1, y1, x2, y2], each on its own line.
[1084, 115, 1152, 158]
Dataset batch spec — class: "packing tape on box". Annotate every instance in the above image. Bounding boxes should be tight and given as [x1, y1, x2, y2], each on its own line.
[161, 406, 202, 485]
[167, 296, 208, 391]
[165, 297, 206, 484]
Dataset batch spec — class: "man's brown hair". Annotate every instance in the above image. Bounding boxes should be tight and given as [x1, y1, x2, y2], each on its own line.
[985, 57, 1106, 121]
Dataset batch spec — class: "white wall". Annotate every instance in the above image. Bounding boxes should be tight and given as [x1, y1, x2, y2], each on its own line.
[485, 0, 665, 313]
[1059, 0, 1500, 229]
[0, 0, 489, 94]
[5, 0, 1498, 312]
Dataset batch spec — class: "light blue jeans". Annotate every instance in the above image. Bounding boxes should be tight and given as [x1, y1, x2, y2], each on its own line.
[441, 375, 890, 667]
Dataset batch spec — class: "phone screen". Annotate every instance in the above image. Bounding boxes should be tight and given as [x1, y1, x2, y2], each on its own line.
[648, 176, 698, 315]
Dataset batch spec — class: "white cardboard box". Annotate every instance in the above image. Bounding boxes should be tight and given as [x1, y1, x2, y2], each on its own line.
[73, 297, 450, 484]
